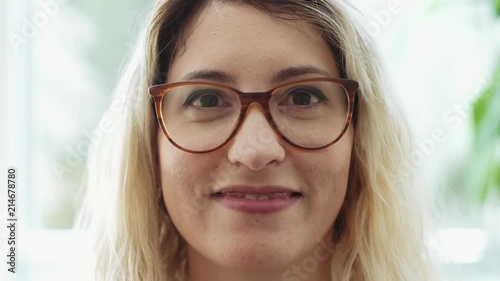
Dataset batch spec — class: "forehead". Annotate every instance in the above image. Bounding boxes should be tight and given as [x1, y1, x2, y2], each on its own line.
[168, 2, 340, 88]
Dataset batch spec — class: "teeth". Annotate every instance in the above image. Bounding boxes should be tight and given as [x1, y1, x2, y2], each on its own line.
[242, 193, 290, 200]
[217, 192, 300, 200]
[244, 194, 257, 200]
[257, 195, 269, 201]
[244, 194, 270, 201]
[272, 192, 287, 199]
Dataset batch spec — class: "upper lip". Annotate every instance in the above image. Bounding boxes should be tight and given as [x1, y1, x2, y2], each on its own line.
[211, 185, 301, 196]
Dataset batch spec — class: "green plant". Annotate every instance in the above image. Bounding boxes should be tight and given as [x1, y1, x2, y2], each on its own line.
[470, 61, 500, 202]
[466, 0, 500, 203]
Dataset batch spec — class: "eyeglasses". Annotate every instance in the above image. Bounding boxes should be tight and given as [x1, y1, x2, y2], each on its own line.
[149, 78, 359, 153]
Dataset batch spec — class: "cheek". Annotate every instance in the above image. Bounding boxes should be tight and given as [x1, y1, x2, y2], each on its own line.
[307, 156, 349, 211]
[299, 130, 353, 216]
[157, 134, 212, 227]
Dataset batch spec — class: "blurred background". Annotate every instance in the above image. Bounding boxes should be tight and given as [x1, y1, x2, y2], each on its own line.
[1, 0, 499, 280]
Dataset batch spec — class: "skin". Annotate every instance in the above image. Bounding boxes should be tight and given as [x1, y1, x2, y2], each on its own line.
[157, 2, 353, 281]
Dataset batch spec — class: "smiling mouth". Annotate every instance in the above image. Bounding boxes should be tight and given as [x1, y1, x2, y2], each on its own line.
[210, 191, 303, 201]
[210, 187, 302, 213]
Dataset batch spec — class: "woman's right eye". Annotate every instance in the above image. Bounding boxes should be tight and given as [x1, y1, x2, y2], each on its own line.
[183, 90, 225, 108]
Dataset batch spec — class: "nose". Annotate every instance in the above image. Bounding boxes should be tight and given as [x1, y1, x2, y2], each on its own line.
[227, 103, 286, 171]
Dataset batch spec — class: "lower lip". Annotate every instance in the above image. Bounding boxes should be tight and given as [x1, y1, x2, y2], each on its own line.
[212, 196, 300, 214]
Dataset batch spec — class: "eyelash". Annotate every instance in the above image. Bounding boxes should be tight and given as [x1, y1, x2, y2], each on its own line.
[282, 88, 328, 106]
[183, 91, 225, 107]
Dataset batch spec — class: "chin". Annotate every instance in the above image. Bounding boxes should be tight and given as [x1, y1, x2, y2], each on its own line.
[208, 237, 296, 269]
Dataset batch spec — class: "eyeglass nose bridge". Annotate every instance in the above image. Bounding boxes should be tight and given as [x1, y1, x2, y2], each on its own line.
[229, 90, 287, 145]
[238, 91, 272, 119]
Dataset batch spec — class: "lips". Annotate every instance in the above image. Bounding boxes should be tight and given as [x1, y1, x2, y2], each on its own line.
[210, 185, 302, 214]
[210, 186, 302, 199]
[211, 191, 301, 201]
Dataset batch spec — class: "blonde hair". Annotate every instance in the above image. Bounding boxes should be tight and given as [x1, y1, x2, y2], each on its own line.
[78, 0, 437, 280]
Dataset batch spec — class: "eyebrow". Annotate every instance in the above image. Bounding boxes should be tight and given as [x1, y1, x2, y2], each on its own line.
[272, 65, 332, 83]
[180, 70, 237, 84]
[179, 65, 333, 84]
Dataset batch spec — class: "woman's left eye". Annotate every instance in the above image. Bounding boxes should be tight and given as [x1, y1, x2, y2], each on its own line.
[286, 88, 327, 107]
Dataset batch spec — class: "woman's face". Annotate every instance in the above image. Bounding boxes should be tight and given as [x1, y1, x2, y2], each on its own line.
[158, 2, 353, 275]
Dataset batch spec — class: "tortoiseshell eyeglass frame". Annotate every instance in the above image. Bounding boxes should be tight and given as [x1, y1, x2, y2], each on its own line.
[149, 77, 359, 154]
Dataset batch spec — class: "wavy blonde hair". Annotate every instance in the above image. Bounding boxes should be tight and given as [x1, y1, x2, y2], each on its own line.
[78, 0, 436, 280]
